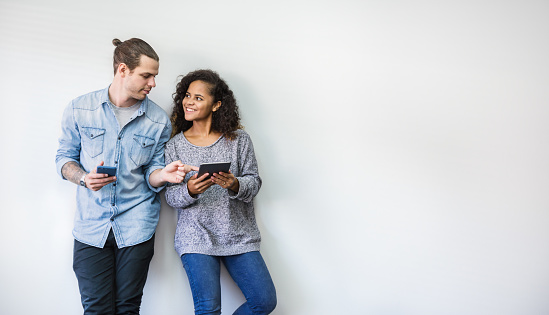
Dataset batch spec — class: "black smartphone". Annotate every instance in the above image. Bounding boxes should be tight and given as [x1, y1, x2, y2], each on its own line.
[97, 166, 116, 176]
[197, 162, 231, 179]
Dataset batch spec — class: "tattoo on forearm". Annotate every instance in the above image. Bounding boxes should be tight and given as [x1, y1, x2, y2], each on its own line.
[61, 161, 87, 185]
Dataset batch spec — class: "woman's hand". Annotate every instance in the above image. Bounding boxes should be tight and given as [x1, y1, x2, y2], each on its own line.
[212, 171, 239, 193]
[187, 173, 214, 197]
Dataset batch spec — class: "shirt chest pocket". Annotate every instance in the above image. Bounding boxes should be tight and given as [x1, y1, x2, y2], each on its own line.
[81, 127, 105, 158]
[130, 134, 156, 166]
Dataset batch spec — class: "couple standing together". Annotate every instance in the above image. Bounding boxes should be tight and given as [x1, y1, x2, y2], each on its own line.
[55, 38, 277, 315]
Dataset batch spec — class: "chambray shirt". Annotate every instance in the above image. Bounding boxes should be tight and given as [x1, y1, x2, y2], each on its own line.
[56, 86, 171, 248]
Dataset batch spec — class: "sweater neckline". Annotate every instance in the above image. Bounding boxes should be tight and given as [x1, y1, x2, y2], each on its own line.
[181, 132, 224, 148]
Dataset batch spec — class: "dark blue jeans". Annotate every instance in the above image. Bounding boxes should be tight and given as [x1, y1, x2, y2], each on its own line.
[181, 252, 277, 315]
[73, 230, 155, 315]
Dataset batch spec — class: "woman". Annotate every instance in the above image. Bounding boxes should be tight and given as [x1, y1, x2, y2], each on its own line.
[165, 69, 277, 315]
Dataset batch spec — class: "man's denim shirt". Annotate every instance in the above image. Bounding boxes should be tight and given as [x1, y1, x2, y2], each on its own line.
[56, 86, 171, 248]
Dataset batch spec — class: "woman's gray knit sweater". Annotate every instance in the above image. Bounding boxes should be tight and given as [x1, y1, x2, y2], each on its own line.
[164, 129, 262, 256]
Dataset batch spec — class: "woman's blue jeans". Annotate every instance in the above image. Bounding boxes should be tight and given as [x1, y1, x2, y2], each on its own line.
[181, 251, 277, 315]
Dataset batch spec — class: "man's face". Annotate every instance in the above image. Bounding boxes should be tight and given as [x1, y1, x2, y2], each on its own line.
[123, 55, 159, 101]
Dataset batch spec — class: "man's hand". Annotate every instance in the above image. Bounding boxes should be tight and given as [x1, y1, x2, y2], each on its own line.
[61, 160, 114, 191]
[86, 161, 116, 191]
[149, 161, 198, 188]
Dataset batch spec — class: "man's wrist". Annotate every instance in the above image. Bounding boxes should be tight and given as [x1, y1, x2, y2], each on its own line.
[149, 168, 167, 188]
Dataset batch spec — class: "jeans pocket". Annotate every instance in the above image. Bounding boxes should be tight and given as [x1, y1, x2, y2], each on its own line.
[81, 127, 105, 158]
[130, 134, 155, 166]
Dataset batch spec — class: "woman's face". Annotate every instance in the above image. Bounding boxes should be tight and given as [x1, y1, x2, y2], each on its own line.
[182, 80, 221, 122]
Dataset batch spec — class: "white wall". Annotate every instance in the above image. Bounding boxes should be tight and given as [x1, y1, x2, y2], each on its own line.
[1, 1, 548, 314]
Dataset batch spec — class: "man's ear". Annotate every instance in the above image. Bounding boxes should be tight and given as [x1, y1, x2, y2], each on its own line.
[212, 101, 222, 112]
[117, 63, 129, 77]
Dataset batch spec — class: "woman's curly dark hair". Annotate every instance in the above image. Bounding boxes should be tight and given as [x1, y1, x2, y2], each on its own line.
[170, 69, 242, 139]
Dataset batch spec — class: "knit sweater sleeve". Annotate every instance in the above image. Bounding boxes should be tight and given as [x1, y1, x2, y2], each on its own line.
[228, 131, 262, 203]
[164, 139, 197, 208]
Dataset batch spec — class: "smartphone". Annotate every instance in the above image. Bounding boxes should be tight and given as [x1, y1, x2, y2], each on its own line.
[197, 162, 231, 180]
[97, 166, 117, 176]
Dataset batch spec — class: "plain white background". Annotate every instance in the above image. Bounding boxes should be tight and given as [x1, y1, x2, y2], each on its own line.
[1, 1, 548, 314]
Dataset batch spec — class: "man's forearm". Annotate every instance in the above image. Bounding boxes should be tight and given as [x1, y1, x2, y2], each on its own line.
[148, 169, 166, 188]
[61, 161, 87, 185]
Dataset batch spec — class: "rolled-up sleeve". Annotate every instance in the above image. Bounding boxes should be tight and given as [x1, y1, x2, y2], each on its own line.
[228, 133, 262, 203]
[145, 121, 172, 193]
[55, 101, 81, 179]
[164, 140, 198, 208]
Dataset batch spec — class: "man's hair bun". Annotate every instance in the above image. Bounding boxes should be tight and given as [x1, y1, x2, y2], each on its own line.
[112, 38, 122, 46]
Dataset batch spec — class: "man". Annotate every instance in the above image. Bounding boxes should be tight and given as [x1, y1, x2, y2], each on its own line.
[55, 38, 196, 314]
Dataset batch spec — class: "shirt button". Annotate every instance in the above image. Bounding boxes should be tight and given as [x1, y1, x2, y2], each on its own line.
[110, 217, 114, 221]
[111, 203, 115, 206]
[114, 161, 118, 164]
[118, 137, 121, 140]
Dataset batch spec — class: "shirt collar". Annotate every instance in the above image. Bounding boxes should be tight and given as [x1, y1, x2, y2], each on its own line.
[100, 85, 149, 116]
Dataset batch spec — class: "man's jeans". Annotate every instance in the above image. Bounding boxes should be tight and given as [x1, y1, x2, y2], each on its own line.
[73, 229, 154, 315]
[181, 251, 277, 315]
